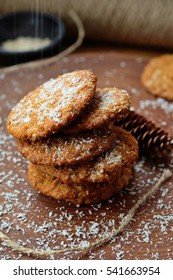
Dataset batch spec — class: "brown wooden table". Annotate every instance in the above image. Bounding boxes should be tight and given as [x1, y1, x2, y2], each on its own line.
[0, 45, 172, 260]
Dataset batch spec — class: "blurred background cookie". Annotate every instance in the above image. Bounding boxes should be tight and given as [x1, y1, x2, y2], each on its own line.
[141, 54, 173, 100]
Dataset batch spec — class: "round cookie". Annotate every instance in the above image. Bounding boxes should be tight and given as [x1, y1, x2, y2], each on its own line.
[39, 127, 138, 184]
[64, 87, 130, 133]
[28, 163, 133, 204]
[7, 70, 97, 140]
[141, 54, 173, 100]
[17, 125, 115, 166]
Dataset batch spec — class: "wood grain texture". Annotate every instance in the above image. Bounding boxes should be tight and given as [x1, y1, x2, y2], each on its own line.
[0, 50, 172, 260]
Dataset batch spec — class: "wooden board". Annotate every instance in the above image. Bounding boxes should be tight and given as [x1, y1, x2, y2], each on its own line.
[0, 50, 173, 260]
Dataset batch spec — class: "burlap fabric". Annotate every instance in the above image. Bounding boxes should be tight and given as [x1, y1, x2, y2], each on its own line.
[0, 0, 173, 49]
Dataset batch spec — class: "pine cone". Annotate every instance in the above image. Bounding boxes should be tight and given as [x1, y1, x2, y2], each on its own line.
[114, 111, 173, 159]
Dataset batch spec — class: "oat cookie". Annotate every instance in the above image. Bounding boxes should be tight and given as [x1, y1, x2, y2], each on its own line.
[28, 163, 133, 204]
[7, 70, 97, 140]
[64, 87, 130, 133]
[39, 127, 138, 184]
[141, 54, 173, 100]
[17, 125, 115, 166]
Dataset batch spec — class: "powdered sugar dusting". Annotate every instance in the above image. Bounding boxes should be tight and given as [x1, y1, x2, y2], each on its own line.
[7, 70, 96, 139]
[10, 75, 84, 125]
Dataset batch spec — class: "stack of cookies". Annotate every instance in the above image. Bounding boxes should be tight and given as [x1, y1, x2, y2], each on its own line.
[7, 70, 138, 204]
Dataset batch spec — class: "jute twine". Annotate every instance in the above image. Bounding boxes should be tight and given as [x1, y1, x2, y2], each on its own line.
[1, 0, 173, 49]
[1, 9, 85, 74]
[0, 169, 172, 258]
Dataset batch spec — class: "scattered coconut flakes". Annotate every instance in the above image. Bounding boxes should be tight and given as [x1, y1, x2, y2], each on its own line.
[1, 59, 173, 260]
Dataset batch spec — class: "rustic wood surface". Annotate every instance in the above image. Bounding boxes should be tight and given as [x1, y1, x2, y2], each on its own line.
[0, 48, 172, 260]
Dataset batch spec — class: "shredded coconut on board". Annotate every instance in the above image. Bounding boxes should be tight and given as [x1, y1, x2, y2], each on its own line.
[1, 54, 173, 260]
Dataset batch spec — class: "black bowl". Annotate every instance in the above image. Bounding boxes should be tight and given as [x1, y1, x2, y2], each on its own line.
[0, 11, 66, 66]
